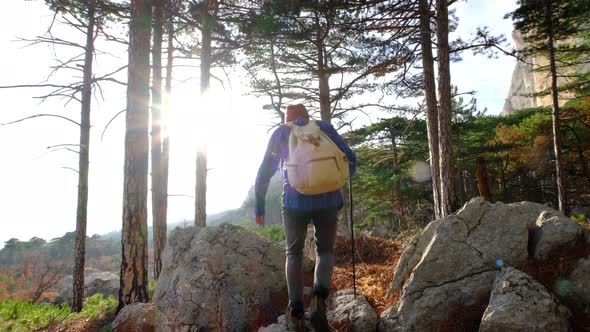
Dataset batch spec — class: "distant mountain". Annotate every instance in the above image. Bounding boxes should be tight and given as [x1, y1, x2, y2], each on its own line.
[0, 174, 285, 266]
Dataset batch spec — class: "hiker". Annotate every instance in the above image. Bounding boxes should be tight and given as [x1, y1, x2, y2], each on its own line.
[255, 104, 356, 331]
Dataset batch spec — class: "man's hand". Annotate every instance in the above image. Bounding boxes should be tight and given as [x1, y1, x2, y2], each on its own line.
[255, 215, 264, 226]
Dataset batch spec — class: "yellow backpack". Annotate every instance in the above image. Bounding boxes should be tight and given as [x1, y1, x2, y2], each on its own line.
[285, 120, 349, 195]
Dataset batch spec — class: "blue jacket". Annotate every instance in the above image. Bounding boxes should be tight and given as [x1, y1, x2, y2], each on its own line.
[255, 118, 357, 216]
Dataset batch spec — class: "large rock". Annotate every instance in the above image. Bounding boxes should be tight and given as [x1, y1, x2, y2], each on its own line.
[154, 224, 290, 331]
[54, 270, 119, 305]
[532, 210, 581, 260]
[378, 306, 402, 332]
[568, 257, 590, 306]
[383, 198, 575, 331]
[388, 219, 442, 293]
[112, 303, 156, 332]
[479, 267, 571, 332]
[327, 289, 378, 332]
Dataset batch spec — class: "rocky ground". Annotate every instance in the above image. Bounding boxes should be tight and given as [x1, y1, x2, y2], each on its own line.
[110, 199, 590, 331]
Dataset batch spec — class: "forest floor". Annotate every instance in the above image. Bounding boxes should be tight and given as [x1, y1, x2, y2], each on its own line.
[331, 234, 404, 315]
[42, 233, 406, 331]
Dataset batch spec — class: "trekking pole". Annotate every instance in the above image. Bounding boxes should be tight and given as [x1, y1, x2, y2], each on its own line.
[349, 177, 357, 299]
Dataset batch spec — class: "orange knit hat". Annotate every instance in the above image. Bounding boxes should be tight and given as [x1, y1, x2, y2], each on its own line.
[285, 104, 309, 123]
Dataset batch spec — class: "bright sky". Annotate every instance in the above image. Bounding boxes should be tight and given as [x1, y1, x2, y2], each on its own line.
[0, 0, 518, 248]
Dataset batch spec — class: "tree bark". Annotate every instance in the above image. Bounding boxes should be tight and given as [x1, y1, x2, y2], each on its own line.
[316, 13, 331, 122]
[195, 0, 212, 227]
[546, 0, 567, 213]
[151, 0, 165, 280]
[162, 0, 172, 226]
[476, 157, 492, 202]
[72, 1, 95, 313]
[435, 0, 458, 217]
[419, 0, 442, 220]
[118, 0, 152, 312]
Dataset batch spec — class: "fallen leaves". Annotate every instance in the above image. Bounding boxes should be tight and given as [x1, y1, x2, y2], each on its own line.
[331, 235, 402, 315]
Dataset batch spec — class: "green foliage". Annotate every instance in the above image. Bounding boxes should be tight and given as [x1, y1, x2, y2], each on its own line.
[349, 95, 590, 230]
[0, 294, 116, 331]
[0, 300, 70, 331]
[72, 294, 117, 321]
[570, 214, 588, 224]
[248, 224, 286, 243]
[148, 278, 157, 299]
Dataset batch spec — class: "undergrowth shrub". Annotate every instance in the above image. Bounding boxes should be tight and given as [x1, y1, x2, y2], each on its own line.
[0, 293, 116, 331]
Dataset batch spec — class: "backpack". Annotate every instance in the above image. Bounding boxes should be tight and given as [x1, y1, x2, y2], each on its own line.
[285, 120, 349, 195]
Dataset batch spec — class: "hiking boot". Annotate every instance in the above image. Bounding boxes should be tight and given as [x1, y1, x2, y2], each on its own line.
[286, 305, 305, 332]
[309, 294, 333, 332]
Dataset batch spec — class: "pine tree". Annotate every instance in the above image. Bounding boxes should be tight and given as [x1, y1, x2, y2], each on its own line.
[507, 0, 590, 213]
[119, 0, 152, 312]
[436, 0, 459, 217]
[151, 0, 166, 280]
[418, 0, 442, 219]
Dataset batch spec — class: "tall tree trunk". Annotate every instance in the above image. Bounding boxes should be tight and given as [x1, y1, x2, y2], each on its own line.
[315, 14, 331, 122]
[163, 0, 172, 213]
[476, 157, 492, 202]
[270, 39, 285, 123]
[435, 0, 458, 217]
[318, 71, 330, 121]
[151, 0, 165, 280]
[118, 0, 152, 312]
[419, 0, 442, 220]
[546, 0, 567, 213]
[157, 0, 174, 272]
[72, 1, 95, 313]
[195, 0, 212, 227]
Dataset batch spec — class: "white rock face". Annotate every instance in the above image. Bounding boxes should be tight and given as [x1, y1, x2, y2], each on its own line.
[502, 30, 588, 115]
[479, 267, 571, 332]
[532, 210, 581, 260]
[154, 224, 289, 331]
[383, 198, 575, 331]
[502, 30, 538, 115]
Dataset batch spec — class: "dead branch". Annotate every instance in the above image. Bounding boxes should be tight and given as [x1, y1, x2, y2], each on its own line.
[0, 114, 80, 127]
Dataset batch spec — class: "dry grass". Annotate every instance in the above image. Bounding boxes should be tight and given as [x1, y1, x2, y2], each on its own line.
[331, 235, 403, 315]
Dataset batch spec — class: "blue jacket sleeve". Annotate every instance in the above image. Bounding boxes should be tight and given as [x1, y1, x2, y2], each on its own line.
[318, 121, 357, 176]
[254, 127, 285, 217]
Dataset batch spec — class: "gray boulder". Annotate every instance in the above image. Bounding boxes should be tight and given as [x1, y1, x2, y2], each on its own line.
[479, 267, 571, 332]
[388, 218, 442, 294]
[568, 256, 590, 306]
[532, 210, 581, 260]
[378, 306, 402, 332]
[154, 224, 291, 331]
[112, 303, 156, 332]
[54, 270, 119, 305]
[383, 198, 574, 331]
[327, 289, 378, 332]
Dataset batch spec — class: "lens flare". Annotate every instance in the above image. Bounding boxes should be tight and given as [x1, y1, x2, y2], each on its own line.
[554, 279, 571, 296]
[410, 161, 431, 183]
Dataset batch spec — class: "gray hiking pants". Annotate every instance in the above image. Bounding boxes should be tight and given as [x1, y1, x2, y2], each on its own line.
[283, 207, 339, 312]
